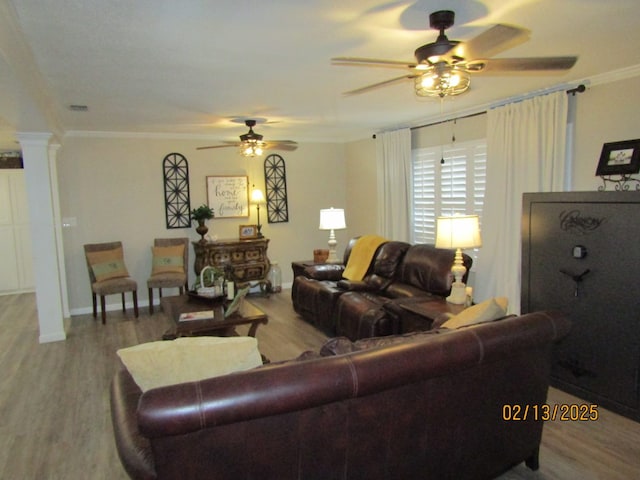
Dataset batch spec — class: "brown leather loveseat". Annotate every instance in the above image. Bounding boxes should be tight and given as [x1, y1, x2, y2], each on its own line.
[291, 237, 472, 340]
[111, 311, 571, 480]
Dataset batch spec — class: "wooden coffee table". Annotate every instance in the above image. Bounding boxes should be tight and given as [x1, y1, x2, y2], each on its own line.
[160, 294, 269, 340]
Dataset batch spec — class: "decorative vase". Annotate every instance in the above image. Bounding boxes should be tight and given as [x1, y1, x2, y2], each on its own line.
[196, 219, 209, 243]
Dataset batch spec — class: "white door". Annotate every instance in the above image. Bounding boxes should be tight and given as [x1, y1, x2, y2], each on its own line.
[0, 170, 34, 294]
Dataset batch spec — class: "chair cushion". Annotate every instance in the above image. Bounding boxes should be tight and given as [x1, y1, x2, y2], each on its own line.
[93, 276, 137, 295]
[147, 272, 186, 289]
[116, 336, 263, 392]
[151, 245, 185, 275]
[87, 247, 129, 282]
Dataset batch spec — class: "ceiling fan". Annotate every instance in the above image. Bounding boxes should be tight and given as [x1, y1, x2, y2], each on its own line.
[332, 10, 578, 97]
[197, 120, 298, 157]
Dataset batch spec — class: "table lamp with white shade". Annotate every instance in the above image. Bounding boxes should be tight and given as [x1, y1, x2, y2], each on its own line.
[319, 208, 346, 263]
[435, 214, 482, 305]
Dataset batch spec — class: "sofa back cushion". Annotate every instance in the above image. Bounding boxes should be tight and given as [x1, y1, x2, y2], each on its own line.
[371, 241, 411, 278]
[393, 244, 472, 297]
[361, 241, 411, 289]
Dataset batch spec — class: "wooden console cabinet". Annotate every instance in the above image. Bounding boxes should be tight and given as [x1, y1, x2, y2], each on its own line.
[192, 238, 270, 288]
[521, 191, 640, 422]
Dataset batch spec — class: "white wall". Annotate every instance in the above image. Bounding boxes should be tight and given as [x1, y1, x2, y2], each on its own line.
[55, 75, 640, 314]
[573, 75, 640, 190]
[345, 137, 378, 236]
[57, 136, 348, 313]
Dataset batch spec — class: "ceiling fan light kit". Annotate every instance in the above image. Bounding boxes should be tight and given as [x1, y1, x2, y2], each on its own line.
[240, 140, 266, 157]
[239, 120, 266, 157]
[415, 63, 470, 97]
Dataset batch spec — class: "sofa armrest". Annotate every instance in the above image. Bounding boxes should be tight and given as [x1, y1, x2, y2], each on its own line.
[110, 369, 157, 480]
[336, 279, 370, 291]
[337, 274, 394, 293]
[303, 264, 345, 281]
[385, 282, 437, 299]
[430, 312, 454, 329]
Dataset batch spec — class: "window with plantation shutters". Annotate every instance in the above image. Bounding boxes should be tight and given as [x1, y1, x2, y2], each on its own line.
[411, 139, 486, 255]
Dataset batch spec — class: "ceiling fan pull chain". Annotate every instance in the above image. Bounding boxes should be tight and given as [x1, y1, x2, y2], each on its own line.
[440, 97, 445, 165]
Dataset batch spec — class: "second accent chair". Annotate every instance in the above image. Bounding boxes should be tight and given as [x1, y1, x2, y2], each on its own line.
[147, 238, 189, 314]
[84, 241, 139, 324]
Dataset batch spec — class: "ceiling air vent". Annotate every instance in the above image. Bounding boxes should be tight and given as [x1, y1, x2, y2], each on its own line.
[68, 104, 88, 112]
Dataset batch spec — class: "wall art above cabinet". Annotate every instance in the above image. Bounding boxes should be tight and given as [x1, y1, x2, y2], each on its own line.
[163, 153, 191, 229]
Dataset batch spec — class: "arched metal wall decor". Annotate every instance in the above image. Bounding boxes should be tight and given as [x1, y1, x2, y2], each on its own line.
[264, 154, 289, 223]
[163, 152, 192, 229]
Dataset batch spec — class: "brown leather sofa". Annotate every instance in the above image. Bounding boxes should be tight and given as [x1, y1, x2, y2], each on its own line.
[291, 238, 472, 340]
[111, 311, 571, 480]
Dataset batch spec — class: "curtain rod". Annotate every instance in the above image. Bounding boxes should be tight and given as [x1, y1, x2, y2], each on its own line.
[372, 84, 586, 136]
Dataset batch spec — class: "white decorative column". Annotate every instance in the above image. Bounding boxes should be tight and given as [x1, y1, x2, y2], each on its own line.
[18, 133, 66, 343]
[48, 142, 70, 318]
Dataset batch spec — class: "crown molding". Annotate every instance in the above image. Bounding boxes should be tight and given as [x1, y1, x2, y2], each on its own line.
[579, 63, 640, 87]
[64, 130, 225, 141]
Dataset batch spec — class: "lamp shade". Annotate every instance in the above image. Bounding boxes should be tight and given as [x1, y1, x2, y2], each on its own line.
[251, 187, 265, 204]
[319, 208, 346, 230]
[435, 215, 482, 249]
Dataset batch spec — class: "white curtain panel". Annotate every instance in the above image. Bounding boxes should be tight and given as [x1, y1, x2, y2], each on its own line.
[474, 91, 569, 313]
[376, 128, 412, 241]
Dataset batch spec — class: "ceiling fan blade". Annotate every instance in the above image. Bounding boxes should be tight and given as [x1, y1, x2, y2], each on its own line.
[332, 57, 417, 69]
[452, 24, 530, 61]
[266, 141, 298, 151]
[342, 74, 419, 96]
[196, 144, 237, 150]
[470, 56, 578, 74]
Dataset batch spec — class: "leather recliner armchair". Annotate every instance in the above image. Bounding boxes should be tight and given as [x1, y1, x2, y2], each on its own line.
[292, 238, 472, 340]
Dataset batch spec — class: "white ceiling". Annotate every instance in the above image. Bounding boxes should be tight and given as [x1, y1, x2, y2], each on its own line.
[1, 0, 640, 150]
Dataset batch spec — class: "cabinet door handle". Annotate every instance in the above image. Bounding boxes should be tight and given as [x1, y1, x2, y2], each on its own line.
[559, 268, 591, 296]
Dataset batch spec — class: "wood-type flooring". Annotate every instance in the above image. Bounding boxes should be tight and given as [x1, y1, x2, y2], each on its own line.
[0, 292, 638, 479]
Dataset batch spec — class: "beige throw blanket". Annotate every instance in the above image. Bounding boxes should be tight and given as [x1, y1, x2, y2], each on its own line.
[342, 235, 387, 281]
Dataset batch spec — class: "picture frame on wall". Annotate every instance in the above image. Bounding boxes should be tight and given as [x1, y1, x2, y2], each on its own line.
[595, 139, 640, 176]
[206, 175, 249, 218]
[239, 224, 258, 239]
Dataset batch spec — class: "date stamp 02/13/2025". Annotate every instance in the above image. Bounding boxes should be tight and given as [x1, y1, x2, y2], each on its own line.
[502, 404, 599, 422]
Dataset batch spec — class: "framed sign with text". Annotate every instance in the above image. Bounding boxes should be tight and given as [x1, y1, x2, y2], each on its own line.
[206, 175, 249, 218]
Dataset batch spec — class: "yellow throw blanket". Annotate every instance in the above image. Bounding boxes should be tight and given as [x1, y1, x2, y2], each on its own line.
[342, 235, 387, 281]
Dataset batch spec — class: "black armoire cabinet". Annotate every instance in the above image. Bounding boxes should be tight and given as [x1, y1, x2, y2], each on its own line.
[521, 191, 640, 422]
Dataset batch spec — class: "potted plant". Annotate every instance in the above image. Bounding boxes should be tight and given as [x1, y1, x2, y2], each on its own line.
[191, 204, 214, 242]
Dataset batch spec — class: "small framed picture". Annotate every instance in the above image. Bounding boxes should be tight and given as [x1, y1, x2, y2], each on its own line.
[595, 139, 640, 176]
[239, 224, 258, 239]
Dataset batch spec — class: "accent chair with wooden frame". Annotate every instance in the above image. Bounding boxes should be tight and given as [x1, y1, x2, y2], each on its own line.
[147, 237, 189, 314]
[84, 241, 139, 324]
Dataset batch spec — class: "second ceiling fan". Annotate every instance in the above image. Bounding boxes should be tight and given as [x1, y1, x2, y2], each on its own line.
[197, 120, 298, 157]
[332, 10, 578, 97]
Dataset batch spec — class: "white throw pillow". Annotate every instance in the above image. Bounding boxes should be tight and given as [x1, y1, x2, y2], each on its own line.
[117, 336, 263, 392]
[440, 297, 508, 329]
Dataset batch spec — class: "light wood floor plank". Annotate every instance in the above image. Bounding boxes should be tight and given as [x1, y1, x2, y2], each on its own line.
[0, 292, 638, 479]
